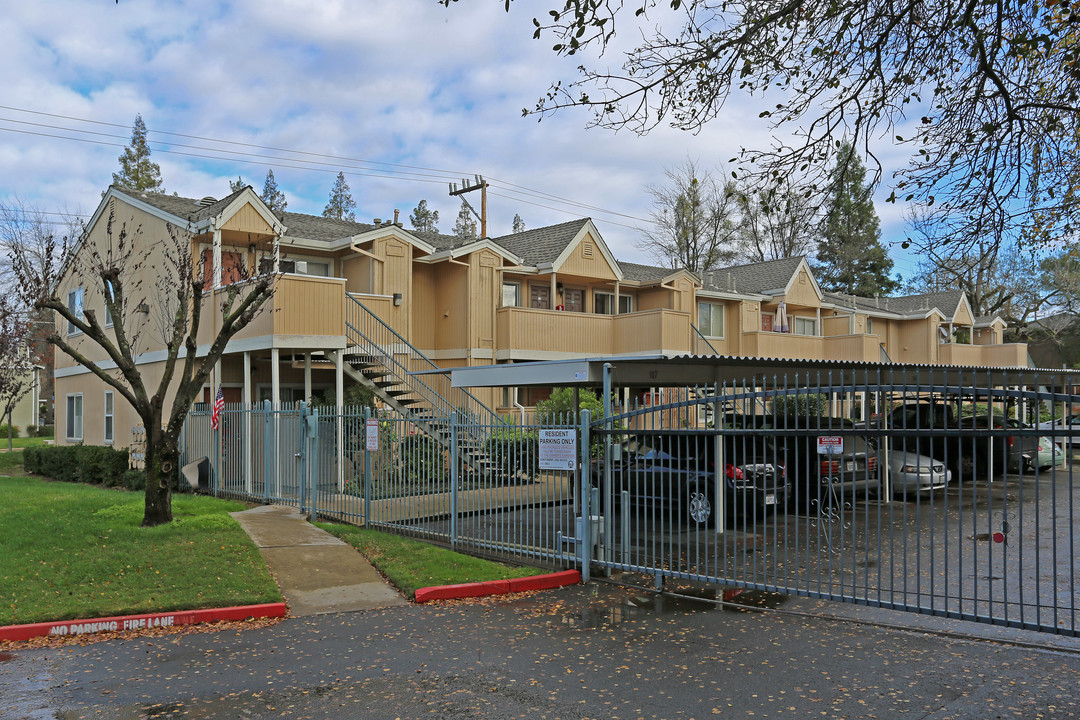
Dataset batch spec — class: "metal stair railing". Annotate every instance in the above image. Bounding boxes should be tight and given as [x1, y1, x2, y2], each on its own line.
[344, 294, 502, 432]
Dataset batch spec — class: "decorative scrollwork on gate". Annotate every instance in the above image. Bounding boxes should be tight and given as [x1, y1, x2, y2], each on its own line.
[810, 478, 851, 553]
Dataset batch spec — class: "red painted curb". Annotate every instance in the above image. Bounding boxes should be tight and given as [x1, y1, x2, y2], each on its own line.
[415, 570, 581, 604]
[0, 603, 287, 643]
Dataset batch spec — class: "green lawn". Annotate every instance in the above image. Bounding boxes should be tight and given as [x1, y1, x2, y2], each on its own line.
[0, 436, 53, 450]
[0, 475, 281, 626]
[317, 522, 540, 598]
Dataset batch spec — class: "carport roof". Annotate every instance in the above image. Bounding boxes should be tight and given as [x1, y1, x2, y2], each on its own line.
[426, 355, 1080, 389]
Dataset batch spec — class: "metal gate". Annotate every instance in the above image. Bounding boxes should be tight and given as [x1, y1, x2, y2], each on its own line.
[587, 372, 1080, 636]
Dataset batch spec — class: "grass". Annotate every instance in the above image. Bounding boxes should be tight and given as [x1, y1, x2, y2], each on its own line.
[317, 522, 540, 598]
[0, 437, 53, 450]
[0, 475, 282, 626]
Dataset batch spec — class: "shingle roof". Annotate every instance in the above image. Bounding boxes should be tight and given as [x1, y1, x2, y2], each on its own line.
[113, 186, 250, 224]
[489, 219, 589, 266]
[700, 256, 805, 295]
[882, 290, 966, 316]
[277, 210, 374, 242]
[617, 261, 677, 282]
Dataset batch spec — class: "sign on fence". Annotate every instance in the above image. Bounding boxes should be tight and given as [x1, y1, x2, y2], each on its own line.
[365, 419, 379, 451]
[816, 435, 844, 455]
[538, 429, 577, 470]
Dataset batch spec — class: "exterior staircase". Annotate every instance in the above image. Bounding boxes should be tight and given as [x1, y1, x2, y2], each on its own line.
[342, 294, 511, 482]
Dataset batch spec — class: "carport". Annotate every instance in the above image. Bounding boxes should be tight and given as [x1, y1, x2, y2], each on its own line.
[423, 354, 1080, 637]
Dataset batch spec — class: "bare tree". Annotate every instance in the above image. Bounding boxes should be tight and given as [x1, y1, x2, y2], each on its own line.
[9, 210, 277, 526]
[459, 0, 1080, 254]
[639, 159, 738, 273]
[0, 297, 34, 451]
[0, 198, 82, 294]
[731, 179, 819, 262]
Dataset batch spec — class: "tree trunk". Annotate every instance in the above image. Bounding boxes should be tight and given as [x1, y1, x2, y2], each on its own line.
[142, 431, 178, 527]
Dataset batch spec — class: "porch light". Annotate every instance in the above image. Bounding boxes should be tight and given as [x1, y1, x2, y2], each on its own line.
[393, 293, 403, 306]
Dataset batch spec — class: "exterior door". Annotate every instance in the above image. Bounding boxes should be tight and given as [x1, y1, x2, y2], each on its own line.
[563, 288, 584, 312]
[530, 285, 551, 309]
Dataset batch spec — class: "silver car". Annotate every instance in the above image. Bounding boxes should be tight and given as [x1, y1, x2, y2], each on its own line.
[1037, 416, 1080, 453]
[888, 450, 950, 497]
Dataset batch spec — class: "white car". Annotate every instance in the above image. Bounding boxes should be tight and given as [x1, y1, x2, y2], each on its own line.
[888, 450, 950, 497]
[1036, 416, 1080, 452]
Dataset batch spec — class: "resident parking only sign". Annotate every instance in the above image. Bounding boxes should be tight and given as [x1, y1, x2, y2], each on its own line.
[538, 429, 577, 470]
[817, 435, 844, 455]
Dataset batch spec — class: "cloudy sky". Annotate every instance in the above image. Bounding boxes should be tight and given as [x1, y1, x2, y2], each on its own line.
[0, 0, 921, 278]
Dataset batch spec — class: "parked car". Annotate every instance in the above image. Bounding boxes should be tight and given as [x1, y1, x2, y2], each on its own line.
[888, 402, 999, 479]
[958, 415, 1037, 474]
[888, 450, 950, 497]
[592, 432, 790, 527]
[771, 416, 881, 509]
[1037, 415, 1080, 454]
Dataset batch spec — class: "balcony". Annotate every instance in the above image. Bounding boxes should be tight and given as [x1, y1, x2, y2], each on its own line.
[740, 331, 825, 360]
[198, 274, 346, 348]
[938, 342, 1030, 368]
[495, 307, 692, 358]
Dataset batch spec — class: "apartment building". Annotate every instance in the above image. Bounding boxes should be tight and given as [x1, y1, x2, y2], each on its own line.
[54, 185, 1028, 448]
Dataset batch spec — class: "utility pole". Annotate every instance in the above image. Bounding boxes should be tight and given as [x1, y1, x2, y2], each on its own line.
[449, 175, 488, 239]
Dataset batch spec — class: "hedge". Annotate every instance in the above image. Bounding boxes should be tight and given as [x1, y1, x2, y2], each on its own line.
[23, 445, 131, 487]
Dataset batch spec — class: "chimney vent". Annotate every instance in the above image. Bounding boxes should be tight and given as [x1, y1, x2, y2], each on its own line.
[393, 209, 400, 225]
[373, 218, 382, 226]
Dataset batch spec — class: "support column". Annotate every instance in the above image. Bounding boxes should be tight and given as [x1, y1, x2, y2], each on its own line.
[550, 273, 557, 309]
[212, 228, 222, 289]
[304, 353, 312, 401]
[271, 348, 281, 406]
[614, 281, 621, 315]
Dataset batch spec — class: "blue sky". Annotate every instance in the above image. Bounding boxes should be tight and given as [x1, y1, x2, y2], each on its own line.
[0, 0, 923, 280]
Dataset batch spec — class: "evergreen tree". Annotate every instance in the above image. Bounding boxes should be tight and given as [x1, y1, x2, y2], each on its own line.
[112, 114, 164, 193]
[409, 199, 439, 233]
[229, 176, 245, 193]
[453, 198, 477, 240]
[323, 172, 356, 221]
[512, 213, 526, 233]
[814, 142, 898, 297]
[261, 170, 287, 213]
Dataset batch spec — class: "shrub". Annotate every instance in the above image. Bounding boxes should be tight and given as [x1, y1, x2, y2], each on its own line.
[483, 425, 539, 481]
[23, 445, 130, 486]
[0, 424, 20, 438]
[122, 469, 147, 491]
[26, 425, 37, 437]
[772, 392, 830, 418]
[37, 425, 54, 438]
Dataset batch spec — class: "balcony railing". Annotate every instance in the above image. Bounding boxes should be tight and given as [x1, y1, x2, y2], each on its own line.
[197, 274, 346, 346]
[939, 342, 1030, 367]
[495, 307, 692, 356]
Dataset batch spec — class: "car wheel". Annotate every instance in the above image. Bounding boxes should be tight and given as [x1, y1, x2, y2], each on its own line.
[686, 481, 713, 527]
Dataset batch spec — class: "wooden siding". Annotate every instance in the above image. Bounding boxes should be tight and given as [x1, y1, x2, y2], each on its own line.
[220, 202, 275, 235]
[197, 275, 346, 346]
[822, 315, 850, 336]
[784, 268, 821, 306]
[742, 331, 825, 360]
[436, 263, 469, 350]
[496, 307, 692, 355]
[558, 232, 618, 280]
[410, 265, 437, 350]
[939, 342, 1029, 367]
[822, 334, 882, 362]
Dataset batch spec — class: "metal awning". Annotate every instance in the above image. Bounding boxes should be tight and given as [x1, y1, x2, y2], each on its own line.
[411, 354, 1080, 389]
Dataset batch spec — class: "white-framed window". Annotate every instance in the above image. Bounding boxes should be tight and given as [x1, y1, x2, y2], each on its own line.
[698, 301, 725, 338]
[502, 282, 521, 307]
[104, 280, 115, 328]
[794, 317, 817, 336]
[67, 287, 84, 336]
[259, 257, 331, 277]
[866, 317, 874, 336]
[593, 292, 633, 315]
[103, 391, 114, 444]
[66, 393, 83, 441]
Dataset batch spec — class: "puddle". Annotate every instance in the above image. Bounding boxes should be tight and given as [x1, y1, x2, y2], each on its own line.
[560, 588, 716, 629]
[718, 589, 791, 611]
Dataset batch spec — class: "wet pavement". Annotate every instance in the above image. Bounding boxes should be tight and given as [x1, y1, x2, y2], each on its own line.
[4, 580, 1080, 719]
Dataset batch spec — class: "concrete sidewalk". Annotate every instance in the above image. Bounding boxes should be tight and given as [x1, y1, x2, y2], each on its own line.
[231, 505, 406, 616]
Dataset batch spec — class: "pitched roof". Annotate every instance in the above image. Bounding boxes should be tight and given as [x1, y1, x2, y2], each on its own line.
[700, 256, 805, 295]
[882, 290, 966, 316]
[113, 186, 249, 224]
[278, 210, 374, 242]
[489, 219, 590, 266]
[617, 261, 677, 282]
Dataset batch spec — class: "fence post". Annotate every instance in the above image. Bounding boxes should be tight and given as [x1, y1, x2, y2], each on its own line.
[262, 400, 272, 503]
[363, 406, 372, 526]
[299, 401, 308, 515]
[308, 406, 319, 523]
[579, 409, 592, 582]
[450, 411, 459, 550]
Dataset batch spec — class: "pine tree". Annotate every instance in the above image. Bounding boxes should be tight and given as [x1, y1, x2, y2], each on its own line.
[512, 213, 526, 233]
[814, 142, 899, 297]
[409, 200, 439, 233]
[229, 176, 245, 193]
[261, 170, 287, 213]
[323, 172, 356, 221]
[453, 199, 477, 240]
[112, 114, 164, 193]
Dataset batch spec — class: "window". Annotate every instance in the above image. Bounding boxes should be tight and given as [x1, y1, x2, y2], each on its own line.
[502, 282, 520, 307]
[67, 287, 84, 335]
[698, 302, 724, 337]
[794, 317, 817, 336]
[104, 280, 115, 327]
[866, 317, 874, 336]
[594, 292, 632, 315]
[66, 394, 83, 441]
[104, 391, 114, 444]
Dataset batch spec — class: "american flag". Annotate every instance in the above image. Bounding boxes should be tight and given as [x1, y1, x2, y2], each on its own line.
[211, 386, 224, 431]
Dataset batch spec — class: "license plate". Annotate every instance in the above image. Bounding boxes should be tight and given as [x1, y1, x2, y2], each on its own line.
[845, 461, 856, 472]
[765, 494, 776, 505]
